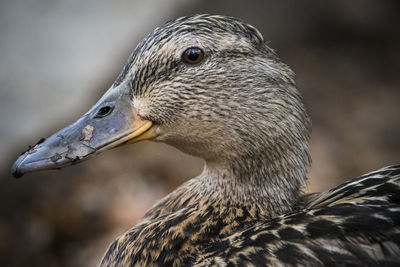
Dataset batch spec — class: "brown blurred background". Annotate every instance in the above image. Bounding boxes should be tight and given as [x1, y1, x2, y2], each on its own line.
[1, 0, 399, 266]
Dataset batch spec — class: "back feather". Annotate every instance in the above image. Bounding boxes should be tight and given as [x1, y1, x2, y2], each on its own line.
[194, 165, 400, 266]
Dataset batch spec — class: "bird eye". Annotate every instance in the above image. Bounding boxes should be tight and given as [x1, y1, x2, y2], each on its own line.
[182, 47, 204, 65]
[95, 105, 114, 118]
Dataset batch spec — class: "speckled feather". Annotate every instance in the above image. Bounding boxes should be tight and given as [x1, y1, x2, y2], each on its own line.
[101, 165, 400, 266]
[98, 15, 400, 266]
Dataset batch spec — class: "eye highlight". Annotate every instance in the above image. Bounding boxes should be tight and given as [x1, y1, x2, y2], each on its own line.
[182, 47, 204, 65]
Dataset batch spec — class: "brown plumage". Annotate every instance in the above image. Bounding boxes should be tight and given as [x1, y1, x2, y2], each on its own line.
[12, 15, 400, 266]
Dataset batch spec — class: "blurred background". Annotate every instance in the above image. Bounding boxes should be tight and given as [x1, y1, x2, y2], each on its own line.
[1, 0, 399, 266]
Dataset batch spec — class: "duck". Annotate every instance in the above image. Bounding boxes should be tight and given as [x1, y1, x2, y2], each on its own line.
[11, 14, 400, 266]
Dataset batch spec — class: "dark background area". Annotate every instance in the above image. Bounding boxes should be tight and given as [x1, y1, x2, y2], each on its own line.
[1, 0, 399, 266]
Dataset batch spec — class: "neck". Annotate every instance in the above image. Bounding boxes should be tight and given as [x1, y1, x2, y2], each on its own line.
[202, 152, 308, 217]
[144, 148, 309, 222]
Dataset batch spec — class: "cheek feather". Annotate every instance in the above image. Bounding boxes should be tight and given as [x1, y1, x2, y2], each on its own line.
[133, 98, 153, 119]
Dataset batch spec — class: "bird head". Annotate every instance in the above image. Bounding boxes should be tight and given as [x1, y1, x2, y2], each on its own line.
[12, 15, 310, 179]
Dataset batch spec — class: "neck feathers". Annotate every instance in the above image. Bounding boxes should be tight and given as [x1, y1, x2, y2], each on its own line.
[144, 145, 310, 222]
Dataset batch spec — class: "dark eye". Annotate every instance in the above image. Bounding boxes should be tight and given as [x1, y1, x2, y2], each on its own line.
[182, 47, 204, 65]
[95, 105, 114, 118]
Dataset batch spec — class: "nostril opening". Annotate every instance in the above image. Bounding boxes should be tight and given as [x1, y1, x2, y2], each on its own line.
[95, 105, 114, 118]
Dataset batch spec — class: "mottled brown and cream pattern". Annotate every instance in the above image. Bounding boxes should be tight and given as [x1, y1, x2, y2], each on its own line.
[12, 14, 400, 266]
[97, 15, 400, 266]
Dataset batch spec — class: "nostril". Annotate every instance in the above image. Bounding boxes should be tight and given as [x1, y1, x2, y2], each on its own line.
[95, 105, 114, 118]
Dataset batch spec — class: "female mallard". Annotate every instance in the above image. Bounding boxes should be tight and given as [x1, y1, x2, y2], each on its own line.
[12, 15, 400, 266]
